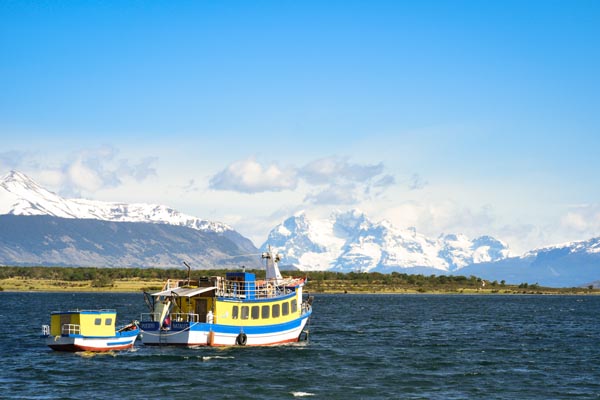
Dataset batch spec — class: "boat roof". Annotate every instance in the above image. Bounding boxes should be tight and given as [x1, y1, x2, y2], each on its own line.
[50, 309, 117, 315]
[151, 286, 216, 298]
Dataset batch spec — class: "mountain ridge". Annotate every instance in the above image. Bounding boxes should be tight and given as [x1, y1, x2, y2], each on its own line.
[0, 170, 259, 268]
[260, 210, 511, 273]
[0, 214, 261, 269]
[0, 170, 232, 234]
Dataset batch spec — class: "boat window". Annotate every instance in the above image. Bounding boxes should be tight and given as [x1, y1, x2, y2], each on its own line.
[251, 306, 260, 319]
[232, 306, 239, 319]
[105, 318, 112, 325]
[241, 306, 249, 320]
[261, 305, 270, 319]
[272, 304, 280, 318]
[95, 318, 102, 325]
[282, 302, 289, 316]
[291, 299, 298, 313]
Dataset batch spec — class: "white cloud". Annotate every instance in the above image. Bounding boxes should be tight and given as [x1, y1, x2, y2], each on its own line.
[0, 150, 27, 169]
[374, 174, 396, 188]
[36, 169, 65, 187]
[209, 158, 298, 193]
[560, 204, 600, 236]
[55, 147, 158, 197]
[380, 200, 497, 240]
[181, 179, 199, 193]
[208, 156, 402, 207]
[1, 146, 158, 197]
[304, 183, 359, 205]
[67, 157, 105, 192]
[117, 156, 158, 182]
[408, 173, 427, 190]
[300, 157, 383, 184]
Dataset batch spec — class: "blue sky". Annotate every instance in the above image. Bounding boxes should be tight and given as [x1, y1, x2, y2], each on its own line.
[1, 1, 599, 252]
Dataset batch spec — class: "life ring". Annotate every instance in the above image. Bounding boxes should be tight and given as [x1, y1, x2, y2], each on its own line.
[236, 332, 247, 346]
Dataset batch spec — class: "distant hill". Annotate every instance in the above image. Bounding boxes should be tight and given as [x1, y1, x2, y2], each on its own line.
[460, 238, 600, 287]
[0, 214, 261, 269]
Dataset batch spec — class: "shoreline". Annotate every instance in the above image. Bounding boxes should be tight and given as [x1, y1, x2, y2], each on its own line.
[1, 277, 596, 295]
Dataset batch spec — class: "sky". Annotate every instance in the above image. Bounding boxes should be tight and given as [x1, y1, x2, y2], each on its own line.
[1, 0, 599, 254]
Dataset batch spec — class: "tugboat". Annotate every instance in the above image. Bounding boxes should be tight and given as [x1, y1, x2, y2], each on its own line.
[42, 309, 139, 352]
[139, 247, 313, 346]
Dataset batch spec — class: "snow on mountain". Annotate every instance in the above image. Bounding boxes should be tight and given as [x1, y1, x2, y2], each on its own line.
[522, 237, 600, 258]
[262, 211, 345, 270]
[261, 209, 510, 272]
[0, 170, 232, 234]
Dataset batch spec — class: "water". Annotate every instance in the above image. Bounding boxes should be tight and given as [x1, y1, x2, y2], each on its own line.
[2, 292, 600, 399]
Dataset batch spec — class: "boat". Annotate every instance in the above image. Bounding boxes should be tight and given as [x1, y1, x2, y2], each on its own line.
[138, 247, 313, 346]
[41, 309, 139, 352]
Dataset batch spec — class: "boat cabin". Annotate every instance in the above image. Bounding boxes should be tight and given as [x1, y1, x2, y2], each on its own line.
[49, 310, 117, 337]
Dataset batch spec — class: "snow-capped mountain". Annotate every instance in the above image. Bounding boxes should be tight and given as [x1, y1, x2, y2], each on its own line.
[460, 236, 600, 288]
[0, 170, 230, 233]
[522, 237, 600, 258]
[261, 209, 510, 273]
[0, 170, 259, 268]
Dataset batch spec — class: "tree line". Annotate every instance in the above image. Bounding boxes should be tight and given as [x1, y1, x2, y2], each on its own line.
[0, 265, 496, 287]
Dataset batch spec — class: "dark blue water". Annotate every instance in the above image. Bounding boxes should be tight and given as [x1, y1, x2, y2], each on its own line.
[2, 293, 600, 399]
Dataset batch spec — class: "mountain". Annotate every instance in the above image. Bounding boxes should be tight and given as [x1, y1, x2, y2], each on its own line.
[0, 214, 261, 268]
[0, 170, 231, 233]
[261, 210, 510, 273]
[0, 171, 259, 268]
[460, 237, 600, 287]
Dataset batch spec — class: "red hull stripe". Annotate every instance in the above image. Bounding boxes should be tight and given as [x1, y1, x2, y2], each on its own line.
[48, 343, 134, 352]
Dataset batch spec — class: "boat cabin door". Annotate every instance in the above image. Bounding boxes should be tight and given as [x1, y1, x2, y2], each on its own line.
[195, 298, 208, 323]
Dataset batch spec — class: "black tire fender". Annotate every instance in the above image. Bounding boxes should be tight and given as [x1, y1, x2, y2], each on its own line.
[236, 332, 247, 346]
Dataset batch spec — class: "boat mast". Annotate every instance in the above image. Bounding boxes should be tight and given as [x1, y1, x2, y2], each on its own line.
[262, 245, 283, 283]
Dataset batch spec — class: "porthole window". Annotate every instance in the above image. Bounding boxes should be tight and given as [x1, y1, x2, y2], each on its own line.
[105, 318, 112, 325]
[94, 318, 101, 325]
[291, 299, 298, 313]
[241, 306, 249, 320]
[232, 306, 239, 319]
[251, 306, 260, 319]
[272, 304, 280, 318]
[282, 302, 289, 316]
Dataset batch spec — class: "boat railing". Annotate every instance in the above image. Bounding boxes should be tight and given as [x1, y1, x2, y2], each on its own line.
[61, 324, 81, 335]
[214, 277, 296, 300]
[140, 312, 161, 322]
[171, 313, 199, 323]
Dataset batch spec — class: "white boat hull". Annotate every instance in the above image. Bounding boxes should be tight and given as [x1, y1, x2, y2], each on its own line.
[45, 331, 139, 352]
[140, 312, 310, 347]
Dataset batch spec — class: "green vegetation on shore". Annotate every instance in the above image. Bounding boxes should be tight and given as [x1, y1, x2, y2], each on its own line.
[0, 266, 595, 294]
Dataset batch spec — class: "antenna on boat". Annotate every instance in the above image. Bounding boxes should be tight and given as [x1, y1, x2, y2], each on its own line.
[262, 245, 283, 283]
[183, 261, 191, 286]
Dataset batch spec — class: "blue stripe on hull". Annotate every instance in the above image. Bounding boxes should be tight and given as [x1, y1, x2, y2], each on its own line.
[141, 311, 311, 337]
[189, 311, 310, 335]
[107, 340, 135, 346]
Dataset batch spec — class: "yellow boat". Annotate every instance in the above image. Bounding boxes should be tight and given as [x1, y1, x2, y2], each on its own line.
[139, 247, 313, 346]
[42, 309, 139, 352]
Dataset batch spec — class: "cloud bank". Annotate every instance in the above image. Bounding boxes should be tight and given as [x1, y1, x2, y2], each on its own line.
[209, 158, 298, 193]
[209, 156, 410, 205]
[1, 146, 157, 197]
